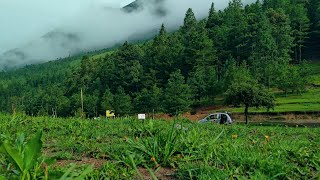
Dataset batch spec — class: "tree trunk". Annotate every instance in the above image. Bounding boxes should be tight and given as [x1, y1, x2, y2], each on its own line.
[295, 41, 298, 63]
[299, 44, 302, 64]
[299, 24, 302, 64]
[81, 88, 84, 118]
[244, 105, 249, 124]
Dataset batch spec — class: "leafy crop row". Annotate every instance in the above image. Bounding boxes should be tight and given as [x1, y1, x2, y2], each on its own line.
[0, 114, 319, 179]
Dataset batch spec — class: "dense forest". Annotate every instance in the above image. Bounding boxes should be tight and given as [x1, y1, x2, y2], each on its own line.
[0, 0, 319, 117]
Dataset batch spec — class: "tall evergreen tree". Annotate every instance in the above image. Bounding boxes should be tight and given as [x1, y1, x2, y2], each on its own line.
[134, 85, 162, 114]
[188, 65, 218, 103]
[113, 42, 143, 93]
[113, 86, 132, 116]
[246, 2, 278, 87]
[306, 0, 320, 59]
[181, 8, 217, 77]
[206, 3, 221, 31]
[164, 70, 192, 116]
[180, 8, 198, 76]
[223, 0, 248, 63]
[181, 8, 197, 33]
[266, 8, 294, 62]
[206, 3, 228, 80]
[101, 88, 113, 111]
[145, 24, 173, 86]
[289, 3, 310, 63]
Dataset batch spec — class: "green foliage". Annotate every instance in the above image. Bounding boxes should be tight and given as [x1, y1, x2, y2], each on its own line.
[182, 8, 197, 33]
[276, 62, 313, 95]
[225, 64, 275, 123]
[134, 85, 162, 114]
[0, 0, 318, 118]
[290, 2, 310, 63]
[0, 131, 45, 180]
[188, 66, 218, 103]
[128, 123, 180, 167]
[1, 115, 319, 179]
[113, 87, 132, 116]
[164, 70, 192, 116]
[58, 164, 93, 180]
[101, 88, 113, 110]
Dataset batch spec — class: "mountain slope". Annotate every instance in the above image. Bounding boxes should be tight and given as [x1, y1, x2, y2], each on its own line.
[123, 0, 167, 16]
[0, 0, 165, 70]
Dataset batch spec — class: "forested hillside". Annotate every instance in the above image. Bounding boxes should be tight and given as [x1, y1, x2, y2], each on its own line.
[0, 0, 319, 118]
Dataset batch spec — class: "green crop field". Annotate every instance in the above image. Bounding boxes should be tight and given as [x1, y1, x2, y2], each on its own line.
[0, 114, 319, 179]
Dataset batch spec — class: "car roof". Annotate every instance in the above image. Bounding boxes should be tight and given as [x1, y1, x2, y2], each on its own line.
[208, 113, 230, 116]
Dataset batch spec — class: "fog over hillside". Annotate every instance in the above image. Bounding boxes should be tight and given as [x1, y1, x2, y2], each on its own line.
[0, 0, 255, 70]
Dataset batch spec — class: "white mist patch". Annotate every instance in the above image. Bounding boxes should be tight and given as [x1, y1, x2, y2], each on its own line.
[0, 0, 255, 70]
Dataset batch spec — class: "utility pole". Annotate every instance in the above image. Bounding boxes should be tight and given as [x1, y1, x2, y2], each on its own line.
[152, 109, 155, 120]
[81, 88, 84, 118]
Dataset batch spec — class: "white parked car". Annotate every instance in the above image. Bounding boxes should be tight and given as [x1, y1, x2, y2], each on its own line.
[198, 113, 233, 124]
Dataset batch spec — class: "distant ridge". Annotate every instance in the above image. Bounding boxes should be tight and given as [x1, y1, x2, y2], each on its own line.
[122, 0, 167, 16]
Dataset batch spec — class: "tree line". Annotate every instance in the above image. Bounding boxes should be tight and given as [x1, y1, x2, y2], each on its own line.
[0, 0, 319, 118]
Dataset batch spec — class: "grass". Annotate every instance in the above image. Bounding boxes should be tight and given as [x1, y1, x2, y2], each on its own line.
[308, 61, 320, 75]
[223, 61, 320, 113]
[308, 61, 320, 85]
[0, 114, 319, 179]
[226, 102, 320, 113]
[223, 88, 320, 113]
[276, 88, 320, 104]
[313, 76, 320, 85]
[214, 62, 320, 114]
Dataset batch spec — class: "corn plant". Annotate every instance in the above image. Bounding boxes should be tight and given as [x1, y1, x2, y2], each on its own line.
[0, 131, 46, 180]
[128, 123, 180, 167]
[128, 120, 162, 138]
[58, 164, 93, 180]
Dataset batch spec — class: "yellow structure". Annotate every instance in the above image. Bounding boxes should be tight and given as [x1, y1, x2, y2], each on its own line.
[106, 110, 115, 118]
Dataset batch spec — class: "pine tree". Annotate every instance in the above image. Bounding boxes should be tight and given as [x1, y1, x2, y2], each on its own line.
[206, 3, 221, 31]
[134, 85, 162, 114]
[223, 0, 248, 63]
[146, 24, 173, 86]
[113, 87, 132, 116]
[262, 0, 290, 10]
[206, 3, 228, 80]
[193, 21, 217, 68]
[101, 88, 113, 111]
[182, 8, 197, 33]
[306, 0, 320, 59]
[289, 3, 310, 63]
[246, 2, 278, 87]
[166, 32, 184, 77]
[180, 8, 198, 76]
[266, 8, 294, 62]
[188, 65, 218, 103]
[114, 42, 143, 93]
[181, 8, 217, 77]
[164, 70, 192, 116]
[99, 55, 115, 91]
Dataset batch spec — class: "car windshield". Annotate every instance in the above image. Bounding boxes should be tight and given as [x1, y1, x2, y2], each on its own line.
[208, 114, 218, 120]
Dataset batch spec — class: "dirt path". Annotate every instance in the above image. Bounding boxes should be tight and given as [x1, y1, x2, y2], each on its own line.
[154, 105, 320, 124]
[54, 157, 107, 169]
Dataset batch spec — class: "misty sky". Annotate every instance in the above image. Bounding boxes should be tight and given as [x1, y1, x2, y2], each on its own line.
[0, 0, 255, 69]
[0, 0, 134, 54]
